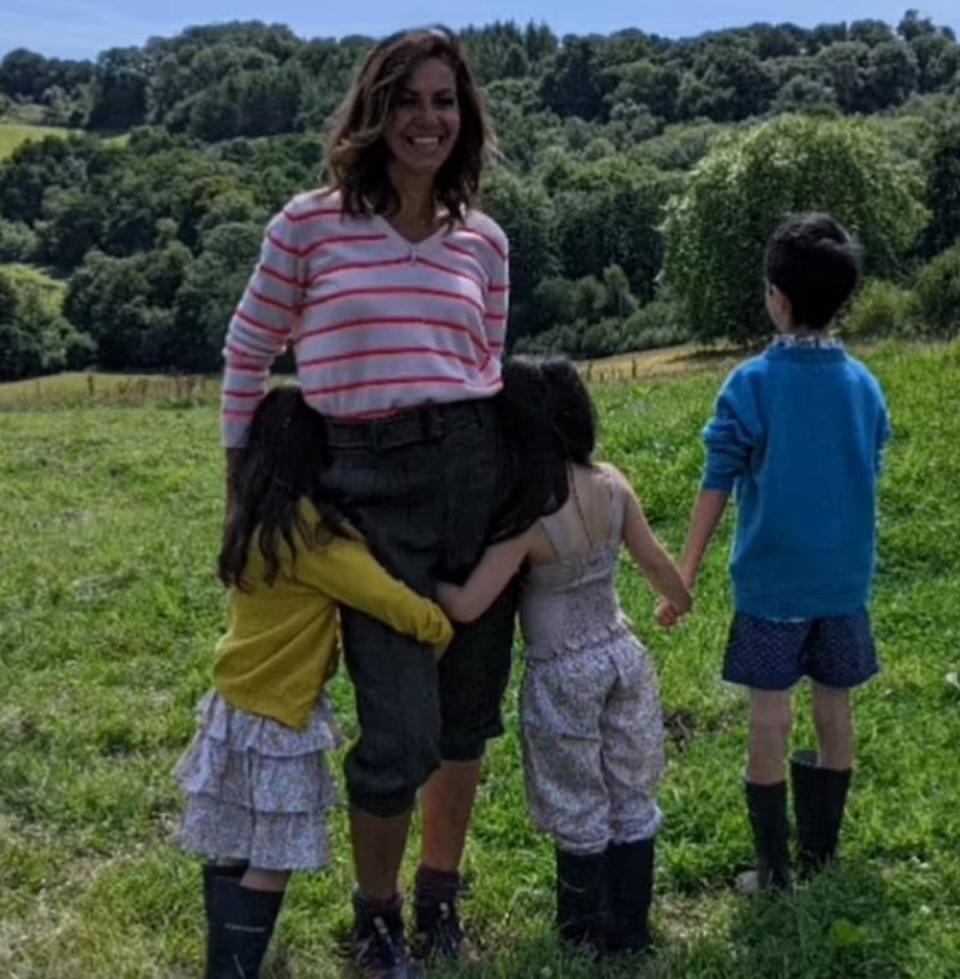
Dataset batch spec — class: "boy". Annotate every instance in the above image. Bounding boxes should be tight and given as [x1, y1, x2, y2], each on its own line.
[659, 213, 890, 890]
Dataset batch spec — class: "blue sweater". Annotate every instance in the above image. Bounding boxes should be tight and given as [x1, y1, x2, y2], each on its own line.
[702, 343, 890, 619]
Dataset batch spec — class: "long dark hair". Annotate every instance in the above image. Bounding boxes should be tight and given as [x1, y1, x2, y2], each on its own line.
[326, 27, 495, 221]
[492, 355, 597, 540]
[219, 386, 345, 589]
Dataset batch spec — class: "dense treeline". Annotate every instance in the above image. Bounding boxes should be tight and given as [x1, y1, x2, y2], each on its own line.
[0, 11, 959, 379]
[4, 14, 958, 138]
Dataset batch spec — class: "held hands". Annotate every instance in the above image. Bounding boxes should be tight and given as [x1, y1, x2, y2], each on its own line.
[655, 568, 695, 629]
[655, 597, 688, 629]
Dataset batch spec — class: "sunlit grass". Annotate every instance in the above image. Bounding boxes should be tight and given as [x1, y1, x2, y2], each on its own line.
[0, 122, 73, 159]
[1, 341, 958, 977]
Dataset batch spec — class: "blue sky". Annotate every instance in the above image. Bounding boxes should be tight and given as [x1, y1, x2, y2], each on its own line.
[2, 1, 959, 60]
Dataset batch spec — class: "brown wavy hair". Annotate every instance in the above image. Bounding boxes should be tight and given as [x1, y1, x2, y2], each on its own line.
[326, 27, 496, 222]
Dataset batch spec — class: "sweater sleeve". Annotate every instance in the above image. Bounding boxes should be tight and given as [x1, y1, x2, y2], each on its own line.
[875, 394, 892, 475]
[701, 371, 763, 492]
[295, 535, 455, 651]
[484, 229, 509, 356]
[221, 208, 305, 448]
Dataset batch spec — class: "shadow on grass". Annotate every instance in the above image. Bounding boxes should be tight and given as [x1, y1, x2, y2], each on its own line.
[717, 859, 910, 979]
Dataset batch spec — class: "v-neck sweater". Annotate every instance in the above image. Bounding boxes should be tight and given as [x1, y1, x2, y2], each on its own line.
[221, 189, 510, 447]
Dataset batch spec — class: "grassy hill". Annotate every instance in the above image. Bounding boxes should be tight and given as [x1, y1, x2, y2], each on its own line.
[0, 341, 958, 977]
[0, 121, 73, 160]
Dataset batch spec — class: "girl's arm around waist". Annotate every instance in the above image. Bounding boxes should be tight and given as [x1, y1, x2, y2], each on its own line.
[296, 535, 454, 652]
[436, 528, 534, 623]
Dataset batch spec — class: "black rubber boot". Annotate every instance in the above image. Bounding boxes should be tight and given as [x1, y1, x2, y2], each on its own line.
[206, 876, 284, 978]
[791, 751, 825, 875]
[604, 838, 654, 955]
[744, 781, 791, 890]
[555, 848, 607, 953]
[202, 864, 247, 952]
[821, 765, 852, 863]
[791, 751, 852, 875]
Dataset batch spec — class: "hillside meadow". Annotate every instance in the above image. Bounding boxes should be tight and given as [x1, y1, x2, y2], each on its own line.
[1, 341, 958, 978]
[0, 122, 72, 160]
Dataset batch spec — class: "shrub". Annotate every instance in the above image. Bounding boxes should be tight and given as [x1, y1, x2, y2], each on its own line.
[0, 268, 95, 380]
[840, 279, 919, 339]
[914, 245, 960, 337]
[0, 219, 38, 262]
[621, 298, 691, 350]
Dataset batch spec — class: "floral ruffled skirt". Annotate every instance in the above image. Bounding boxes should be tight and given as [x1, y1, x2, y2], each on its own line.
[173, 691, 341, 871]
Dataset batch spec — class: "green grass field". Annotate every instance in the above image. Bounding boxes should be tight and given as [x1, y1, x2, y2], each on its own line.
[1, 342, 958, 978]
[0, 122, 73, 159]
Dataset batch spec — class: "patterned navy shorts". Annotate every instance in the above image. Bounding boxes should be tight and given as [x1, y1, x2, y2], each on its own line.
[723, 609, 879, 690]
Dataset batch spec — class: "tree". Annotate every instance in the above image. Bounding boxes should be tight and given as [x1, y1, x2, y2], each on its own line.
[0, 220, 38, 262]
[173, 221, 264, 370]
[87, 47, 148, 130]
[817, 42, 872, 112]
[663, 114, 929, 343]
[752, 24, 804, 60]
[540, 39, 610, 120]
[572, 275, 605, 321]
[524, 22, 558, 63]
[911, 33, 960, 92]
[187, 63, 304, 140]
[0, 269, 93, 380]
[521, 277, 577, 337]
[600, 264, 637, 318]
[37, 186, 104, 267]
[898, 11, 938, 43]
[772, 76, 838, 113]
[923, 122, 960, 256]
[867, 42, 919, 108]
[0, 134, 99, 224]
[679, 41, 776, 120]
[607, 59, 680, 121]
[809, 23, 848, 53]
[552, 159, 670, 302]
[480, 169, 556, 311]
[848, 20, 895, 47]
[64, 243, 192, 368]
[0, 49, 49, 99]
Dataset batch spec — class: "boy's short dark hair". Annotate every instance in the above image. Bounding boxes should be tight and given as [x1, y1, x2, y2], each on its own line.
[764, 213, 861, 330]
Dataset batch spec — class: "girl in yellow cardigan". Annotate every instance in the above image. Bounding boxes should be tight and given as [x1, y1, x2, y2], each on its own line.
[174, 385, 453, 978]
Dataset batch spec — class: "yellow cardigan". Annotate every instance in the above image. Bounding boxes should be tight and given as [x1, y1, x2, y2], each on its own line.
[214, 500, 454, 730]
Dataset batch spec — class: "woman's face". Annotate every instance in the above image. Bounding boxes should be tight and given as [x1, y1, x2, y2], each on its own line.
[384, 57, 461, 180]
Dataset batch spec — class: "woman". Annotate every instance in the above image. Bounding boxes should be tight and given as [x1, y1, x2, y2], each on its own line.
[220, 27, 514, 978]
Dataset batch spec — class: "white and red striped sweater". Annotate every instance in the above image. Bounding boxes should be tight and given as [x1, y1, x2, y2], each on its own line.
[221, 189, 510, 447]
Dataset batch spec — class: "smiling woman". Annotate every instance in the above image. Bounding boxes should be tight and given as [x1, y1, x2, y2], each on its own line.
[215, 26, 519, 979]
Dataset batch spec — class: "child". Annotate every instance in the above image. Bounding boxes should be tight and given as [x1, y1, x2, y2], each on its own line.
[658, 213, 890, 891]
[437, 356, 692, 956]
[174, 385, 453, 978]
